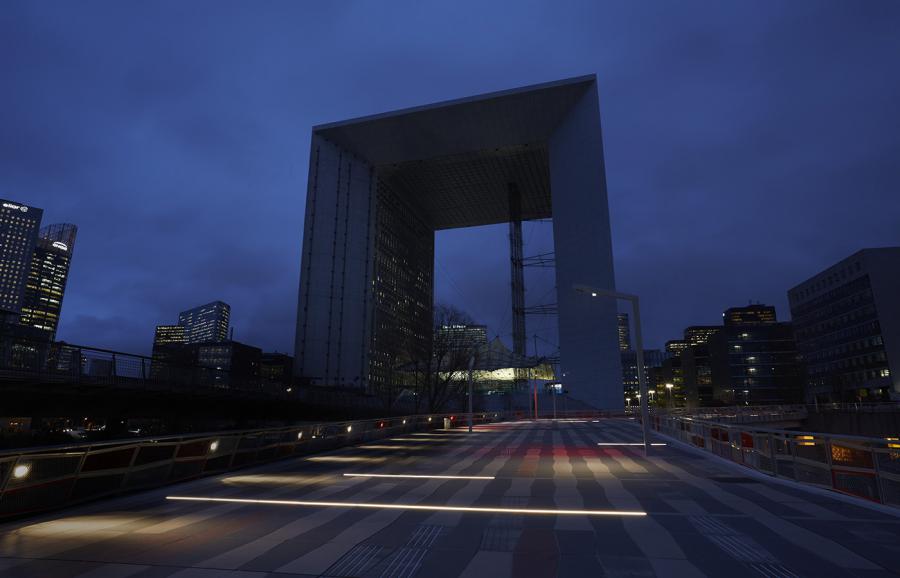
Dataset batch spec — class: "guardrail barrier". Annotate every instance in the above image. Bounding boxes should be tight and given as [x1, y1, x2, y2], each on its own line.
[0, 412, 506, 520]
[651, 413, 900, 508]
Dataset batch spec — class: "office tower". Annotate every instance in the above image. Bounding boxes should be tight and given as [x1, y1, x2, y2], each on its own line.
[621, 348, 667, 397]
[684, 326, 720, 346]
[261, 352, 294, 384]
[0, 199, 42, 318]
[788, 248, 900, 402]
[178, 301, 230, 344]
[709, 304, 802, 405]
[153, 324, 185, 347]
[19, 224, 77, 339]
[295, 76, 622, 409]
[679, 325, 724, 404]
[436, 324, 488, 351]
[197, 340, 261, 386]
[665, 340, 689, 356]
[150, 324, 189, 378]
[724, 304, 777, 326]
[617, 313, 631, 352]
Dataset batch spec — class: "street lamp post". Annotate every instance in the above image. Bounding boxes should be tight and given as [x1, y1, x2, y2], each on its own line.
[665, 382, 674, 409]
[573, 284, 652, 456]
[467, 355, 475, 433]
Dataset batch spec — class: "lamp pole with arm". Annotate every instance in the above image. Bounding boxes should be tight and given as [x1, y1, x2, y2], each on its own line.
[573, 284, 651, 456]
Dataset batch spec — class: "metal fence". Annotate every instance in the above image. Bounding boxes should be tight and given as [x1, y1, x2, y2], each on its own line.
[0, 412, 504, 520]
[650, 413, 900, 508]
[0, 337, 292, 397]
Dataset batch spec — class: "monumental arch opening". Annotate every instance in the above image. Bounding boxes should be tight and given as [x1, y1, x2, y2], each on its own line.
[294, 75, 623, 409]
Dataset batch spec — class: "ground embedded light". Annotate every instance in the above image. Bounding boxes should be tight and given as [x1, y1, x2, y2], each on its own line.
[343, 473, 494, 480]
[166, 495, 645, 517]
[346, 425, 352, 433]
[13, 463, 30, 479]
[209, 440, 219, 452]
[297, 432, 303, 440]
[597, 442, 666, 446]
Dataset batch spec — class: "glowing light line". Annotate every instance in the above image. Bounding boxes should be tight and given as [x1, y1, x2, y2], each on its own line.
[166, 496, 645, 517]
[342, 473, 494, 480]
[596, 443, 666, 446]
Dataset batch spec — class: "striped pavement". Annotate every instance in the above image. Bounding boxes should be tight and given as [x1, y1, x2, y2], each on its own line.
[1, 419, 899, 577]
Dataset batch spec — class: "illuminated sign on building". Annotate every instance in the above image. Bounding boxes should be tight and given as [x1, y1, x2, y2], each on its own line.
[2, 202, 28, 212]
[51, 241, 68, 251]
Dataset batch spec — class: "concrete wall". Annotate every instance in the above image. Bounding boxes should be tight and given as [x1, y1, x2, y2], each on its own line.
[549, 82, 623, 410]
[295, 136, 377, 387]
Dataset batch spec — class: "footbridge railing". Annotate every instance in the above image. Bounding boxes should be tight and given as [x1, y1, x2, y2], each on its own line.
[650, 412, 900, 509]
[0, 412, 505, 520]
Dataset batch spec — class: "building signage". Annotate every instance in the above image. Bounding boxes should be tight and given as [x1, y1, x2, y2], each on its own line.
[2, 202, 28, 212]
[52, 241, 68, 251]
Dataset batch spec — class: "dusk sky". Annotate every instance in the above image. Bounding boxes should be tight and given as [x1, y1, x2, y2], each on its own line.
[2, 1, 899, 357]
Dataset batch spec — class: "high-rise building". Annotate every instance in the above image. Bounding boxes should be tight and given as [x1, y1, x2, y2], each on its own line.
[19, 224, 77, 339]
[153, 324, 185, 347]
[0, 199, 43, 318]
[684, 326, 720, 346]
[294, 76, 622, 409]
[621, 348, 667, 397]
[437, 324, 488, 351]
[681, 342, 715, 406]
[666, 305, 802, 407]
[665, 340, 689, 356]
[178, 301, 230, 344]
[197, 340, 261, 386]
[261, 352, 294, 384]
[724, 304, 777, 326]
[617, 313, 631, 352]
[709, 304, 802, 405]
[788, 248, 900, 402]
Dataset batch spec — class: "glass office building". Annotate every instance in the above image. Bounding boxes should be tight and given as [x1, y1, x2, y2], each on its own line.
[0, 199, 43, 317]
[178, 301, 230, 344]
[19, 224, 77, 339]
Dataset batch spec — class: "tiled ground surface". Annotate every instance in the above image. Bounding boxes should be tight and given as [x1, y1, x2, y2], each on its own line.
[2, 419, 900, 577]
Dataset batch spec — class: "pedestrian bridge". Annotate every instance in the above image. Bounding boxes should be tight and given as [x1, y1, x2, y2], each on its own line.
[2, 419, 899, 577]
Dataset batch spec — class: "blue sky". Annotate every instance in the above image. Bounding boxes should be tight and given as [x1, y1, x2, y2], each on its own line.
[2, 1, 899, 356]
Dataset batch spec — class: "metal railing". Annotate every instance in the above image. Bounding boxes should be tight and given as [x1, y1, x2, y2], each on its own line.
[0, 412, 505, 520]
[658, 405, 810, 424]
[650, 412, 900, 508]
[0, 337, 295, 398]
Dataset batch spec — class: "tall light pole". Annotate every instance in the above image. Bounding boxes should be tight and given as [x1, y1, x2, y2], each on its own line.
[467, 355, 476, 433]
[665, 382, 674, 409]
[573, 284, 651, 456]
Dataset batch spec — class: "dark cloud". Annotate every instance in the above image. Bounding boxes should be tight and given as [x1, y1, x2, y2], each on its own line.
[2, 1, 899, 357]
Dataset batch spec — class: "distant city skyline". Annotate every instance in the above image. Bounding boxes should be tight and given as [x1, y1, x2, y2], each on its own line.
[2, 2, 899, 356]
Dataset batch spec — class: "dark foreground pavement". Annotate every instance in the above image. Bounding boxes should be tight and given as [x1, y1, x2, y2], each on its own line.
[2, 419, 899, 577]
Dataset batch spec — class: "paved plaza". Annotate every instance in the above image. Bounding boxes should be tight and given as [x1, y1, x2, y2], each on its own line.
[2, 419, 899, 577]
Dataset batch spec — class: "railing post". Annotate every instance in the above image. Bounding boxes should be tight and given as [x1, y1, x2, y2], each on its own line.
[872, 443, 886, 504]
[769, 434, 778, 478]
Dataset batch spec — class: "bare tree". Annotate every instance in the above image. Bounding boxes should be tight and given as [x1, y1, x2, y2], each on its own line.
[424, 304, 480, 412]
[379, 303, 482, 414]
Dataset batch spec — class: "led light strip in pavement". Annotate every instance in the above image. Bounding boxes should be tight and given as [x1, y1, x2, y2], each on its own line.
[166, 496, 646, 517]
[342, 473, 494, 480]
[597, 442, 667, 446]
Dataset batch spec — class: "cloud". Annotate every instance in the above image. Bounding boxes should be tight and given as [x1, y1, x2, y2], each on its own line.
[3, 0, 899, 358]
